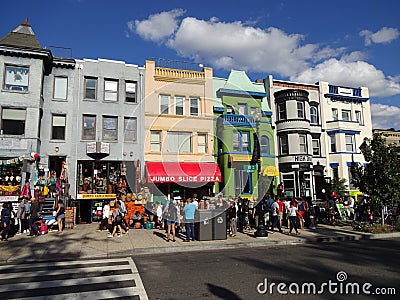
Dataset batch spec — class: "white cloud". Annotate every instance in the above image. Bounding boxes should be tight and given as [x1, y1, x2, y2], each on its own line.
[292, 58, 400, 98]
[360, 27, 400, 46]
[371, 103, 400, 130]
[127, 9, 185, 42]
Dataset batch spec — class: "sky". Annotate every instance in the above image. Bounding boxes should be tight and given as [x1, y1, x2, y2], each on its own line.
[1, 0, 400, 130]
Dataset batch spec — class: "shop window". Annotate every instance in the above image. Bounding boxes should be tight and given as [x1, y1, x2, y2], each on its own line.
[234, 169, 252, 194]
[160, 94, 170, 114]
[84, 77, 97, 100]
[312, 139, 320, 156]
[279, 135, 289, 155]
[345, 134, 354, 152]
[103, 116, 118, 141]
[51, 114, 66, 140]
[297, 101, 304, 118]
[190, 97, 199, 116]
[167, 132, 192, 153]
[82, 115, 96, 140]
[175, 96, 185, 115]
[198, 133, 207, 153]
[104, 79, 118, 102]
[283, 174, 295, 197]
[330, 135, 337, 152]
[260, 135, 270, 155]
[1, 108, 26, 135]
[332, 108, 338, 121]
[125, 81, 137, 103]
[310, 106, 318, 124]
[299, 134, 307, 154]
[53, 76, 68, 100]
[150, 131, 161, 152]
[4, 65, 29, 92]
[278, 102, 287, 120]
[233, 130, 250, 152]
[124, 117, 137, 141]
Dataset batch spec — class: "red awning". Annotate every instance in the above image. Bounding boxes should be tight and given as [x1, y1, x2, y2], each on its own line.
[146, 162, 222, 183]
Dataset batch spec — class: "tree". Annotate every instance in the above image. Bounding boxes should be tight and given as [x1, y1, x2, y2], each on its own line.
[351, 133, 400, 225]
[331, 177, 348, 198]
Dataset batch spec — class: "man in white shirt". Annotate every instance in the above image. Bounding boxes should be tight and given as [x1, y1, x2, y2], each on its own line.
[99, 201, 110, 231]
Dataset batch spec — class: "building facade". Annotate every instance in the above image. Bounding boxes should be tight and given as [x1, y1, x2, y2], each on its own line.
[143, 59, 219, 201]
[214, 71, 276, 200]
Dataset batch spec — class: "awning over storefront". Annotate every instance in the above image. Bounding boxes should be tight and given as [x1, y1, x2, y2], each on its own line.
[146, 162, 222, 183]
[262, 166, 279, 176]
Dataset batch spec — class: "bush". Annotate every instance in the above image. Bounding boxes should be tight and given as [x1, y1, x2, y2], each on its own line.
[352, 222, 397, 234]
[395, 217, 400, 232]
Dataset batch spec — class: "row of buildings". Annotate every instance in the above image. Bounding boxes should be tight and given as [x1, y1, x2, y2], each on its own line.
[0, 20, 374, 221]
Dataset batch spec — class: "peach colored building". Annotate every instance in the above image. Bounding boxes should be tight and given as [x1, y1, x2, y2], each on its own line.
[144, 60, 220, 201]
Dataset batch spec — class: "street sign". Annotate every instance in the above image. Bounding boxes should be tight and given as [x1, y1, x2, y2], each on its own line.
[244, 164, 257, 172]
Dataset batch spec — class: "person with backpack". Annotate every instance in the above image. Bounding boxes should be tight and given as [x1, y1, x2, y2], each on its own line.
[165, 200, 178, 242]
[108, 201, 123, 238]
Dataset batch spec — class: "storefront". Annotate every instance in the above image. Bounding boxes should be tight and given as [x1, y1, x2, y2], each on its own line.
[77, 193, 116, 223]
[0, 157, 24, 197]
[145, 162, 222, 202]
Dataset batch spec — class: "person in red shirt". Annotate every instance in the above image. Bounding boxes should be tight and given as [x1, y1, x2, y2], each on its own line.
[277, 197, 285, 228]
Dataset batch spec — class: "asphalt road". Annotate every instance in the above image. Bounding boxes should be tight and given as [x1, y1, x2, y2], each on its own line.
[135, 238, 400, 300]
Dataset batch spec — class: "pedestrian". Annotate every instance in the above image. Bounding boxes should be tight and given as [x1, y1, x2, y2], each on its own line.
[28, 198, 40, 236]
[165, 200, 177, 242]
[271, 197, 283, 233]
[1, 202, 12, 241]
[55, 200, 65, 233]
[287, 202, 299, 235]
[118, 198, 129, 233]
[228, 201, 237, 237]
[47, 171, 58, 198]
[109, 201, 123, 238]
[183, 198, 196, 242]
[98, 201, 110, 231]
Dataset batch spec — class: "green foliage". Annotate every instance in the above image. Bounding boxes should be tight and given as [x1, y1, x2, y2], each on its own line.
[351, 133, 400, 210]
[396, 217, 400, 232]
[331, 177, 348, 198]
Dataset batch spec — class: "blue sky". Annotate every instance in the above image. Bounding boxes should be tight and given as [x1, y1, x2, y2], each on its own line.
[2, 0, 400, 129]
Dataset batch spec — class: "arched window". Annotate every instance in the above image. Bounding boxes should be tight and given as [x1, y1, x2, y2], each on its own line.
[260, 135, 270, 155]
[310, 106, 318, 124]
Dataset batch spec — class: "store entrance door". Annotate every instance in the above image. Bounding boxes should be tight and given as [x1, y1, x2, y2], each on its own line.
[49, 156, 66, 177]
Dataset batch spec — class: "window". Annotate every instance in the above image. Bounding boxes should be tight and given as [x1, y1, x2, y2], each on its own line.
[282, 174, 295, 197]
[124, 117, 137, 141]
[332, 166, 339, 179]
[250, 107, 257, 116]
[312, 139, 320, 156]
[167, 132, 192, 153]
[345, 134, 354, 152]
[150, 131, 161, 152]
[299, 134, 307, 154]
[279, 135, 289, 155]
[84, 77, 97, 100]
[53, 76, 68, 100]
[342, 110, 351, 121]
[310, 106, 318, 124]
[198, 133, 207, 153]
[226, 105, 234, 114]
[234, 169, 252, 194]
[104, 79, 118, 101]
[82, 115, 96, 140]
[332, 108, 338, 120]
[159, 95, 170, 114]
[4, 65, 29, 91]
[51, 115, 66, 140]
[125, 81, 137, 103]
[238, 103, 247, 115]
[190, 97, 199, 116]
[330, 135, 336, 152]
[297, 101, 304, 118]
[348, 166, 356, 190]
[278, 103, 286, 120]
[233, 131, 250, 152]
[355, 110, 362, 124]
[175, 96, 185, 115]
[103, 116, 118, 141]
[1, 108, 26, 135]
[260, 135, 270, 155]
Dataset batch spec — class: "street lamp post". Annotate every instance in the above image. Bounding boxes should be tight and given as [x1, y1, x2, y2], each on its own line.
[253, 108, 268, 237]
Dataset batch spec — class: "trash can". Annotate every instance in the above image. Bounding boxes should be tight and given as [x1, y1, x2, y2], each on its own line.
[195, 210, 213, 241]
[212, 210, 227, 240]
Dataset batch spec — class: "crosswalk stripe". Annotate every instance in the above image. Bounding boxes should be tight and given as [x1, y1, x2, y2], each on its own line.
[0, 257, 148, 300]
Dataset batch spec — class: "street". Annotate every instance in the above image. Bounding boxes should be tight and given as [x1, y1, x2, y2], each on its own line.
[136, 238, 400, 299]
[0, 238, 398, 299]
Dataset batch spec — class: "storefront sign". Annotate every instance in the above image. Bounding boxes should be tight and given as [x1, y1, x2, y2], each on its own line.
[77, 194, 116, 199]
[149, 176, 220, 183]
[0, 195, 18, 201]
[86, 142, 97, 154]
[100, 142, 109, 154]
[294, 155, 312, 162]
[243, 164, 257, 172]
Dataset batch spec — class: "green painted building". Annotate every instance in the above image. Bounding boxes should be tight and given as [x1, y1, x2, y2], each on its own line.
[213, 71, 277, 200]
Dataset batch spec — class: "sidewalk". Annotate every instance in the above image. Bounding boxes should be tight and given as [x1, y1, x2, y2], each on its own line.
[1, 222, 400, 263]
